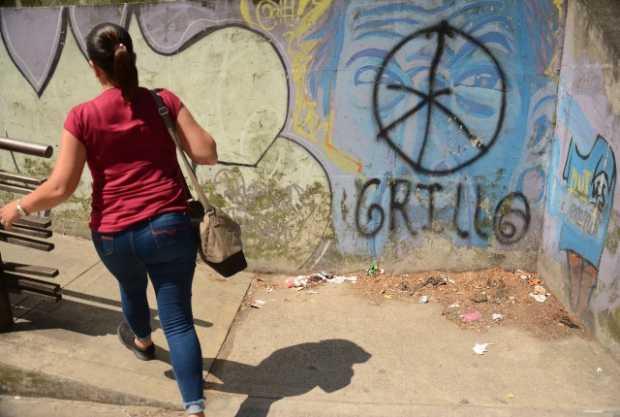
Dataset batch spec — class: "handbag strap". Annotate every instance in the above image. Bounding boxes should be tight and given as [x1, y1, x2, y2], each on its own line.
[149, 90, 214, 212]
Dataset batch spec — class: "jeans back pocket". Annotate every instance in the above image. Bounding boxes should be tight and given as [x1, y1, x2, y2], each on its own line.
[92, 233, 114, 257]
[149, 212, 195, 250]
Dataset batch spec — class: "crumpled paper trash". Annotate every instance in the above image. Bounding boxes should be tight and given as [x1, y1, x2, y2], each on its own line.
[473, 343, 489, 355]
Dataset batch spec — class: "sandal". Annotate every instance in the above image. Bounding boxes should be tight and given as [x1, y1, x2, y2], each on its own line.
[117, 321, 155, 361]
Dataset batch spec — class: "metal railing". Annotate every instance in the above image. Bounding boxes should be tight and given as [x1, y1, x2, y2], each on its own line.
[0, 136, 60, 332]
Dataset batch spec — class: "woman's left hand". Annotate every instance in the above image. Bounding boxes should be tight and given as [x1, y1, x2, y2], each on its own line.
[0, 200, 21, 230]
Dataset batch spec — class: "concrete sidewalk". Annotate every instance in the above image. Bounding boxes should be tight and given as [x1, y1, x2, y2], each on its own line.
[1, 394, 619, 417]
[1, 235, 620, 417]
[201, 282, 620, 417]
[0, 234, 253, 408]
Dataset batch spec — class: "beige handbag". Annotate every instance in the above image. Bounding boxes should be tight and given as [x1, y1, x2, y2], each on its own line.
[151, 90, 247, 277]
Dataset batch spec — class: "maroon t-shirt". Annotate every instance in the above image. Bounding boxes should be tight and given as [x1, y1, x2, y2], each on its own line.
[64, 87, 188, 233]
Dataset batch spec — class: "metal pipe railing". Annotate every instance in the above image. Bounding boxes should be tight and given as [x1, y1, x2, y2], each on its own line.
[0, 171, 44, 186]
[0, 137, 53, 158]
[0, 136, 57, 331]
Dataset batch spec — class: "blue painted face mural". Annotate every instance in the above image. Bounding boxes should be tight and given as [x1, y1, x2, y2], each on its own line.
[304, 0, 559, 253]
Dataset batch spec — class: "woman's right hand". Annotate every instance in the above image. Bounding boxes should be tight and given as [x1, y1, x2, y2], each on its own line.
[0, 200, 21, 230]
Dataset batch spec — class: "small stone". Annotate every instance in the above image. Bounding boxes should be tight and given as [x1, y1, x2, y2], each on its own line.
[398, 281, 412, 293]
[559, 315, 580, 329]
[425, 276, 444, 288]
[251, 299, 266, 308]
[471, 292, 488, 303]
[444, 304, 460, 320]
[419, 295, 430, 304]
[494, 287, 508, 301]
[529, 293, 547, 303]
[528, 277, 543, 287]
[445, 309, 460, 320]
[487, 277, 506, 288]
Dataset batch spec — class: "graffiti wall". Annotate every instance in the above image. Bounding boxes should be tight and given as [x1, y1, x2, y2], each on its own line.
[540, 0, 620, 350]
[0, 0, 563, 272]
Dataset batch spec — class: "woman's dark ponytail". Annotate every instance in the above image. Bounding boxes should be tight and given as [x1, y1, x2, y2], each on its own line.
[86, 23, 138, 101]
[113, 43, 138, 101]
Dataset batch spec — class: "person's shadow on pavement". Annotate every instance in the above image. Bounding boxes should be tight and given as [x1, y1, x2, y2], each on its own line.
[165, 339, 371, 417]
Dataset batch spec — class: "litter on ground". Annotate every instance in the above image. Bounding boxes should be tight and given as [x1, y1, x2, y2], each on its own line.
[529, 293, 548, 303]
[367, 261, 379, 277]
[528, 277, 544, 287]
[473, 343, 489, 355]
[328, 275, 358, 284]
[559, 315, 580, 329]
[286, 272, 358, 289]
[534, 285, 547, 295]
[259, 266, 584, 340]
[462, 310, 482, 322]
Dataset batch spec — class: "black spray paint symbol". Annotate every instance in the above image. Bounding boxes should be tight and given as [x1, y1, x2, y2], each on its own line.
[372, 20, 507, 176]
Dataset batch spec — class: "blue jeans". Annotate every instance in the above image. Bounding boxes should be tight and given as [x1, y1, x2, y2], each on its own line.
[92, 211, 204, 414]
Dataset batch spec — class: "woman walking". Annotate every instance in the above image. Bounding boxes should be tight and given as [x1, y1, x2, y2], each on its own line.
[0, 23, 216, 416]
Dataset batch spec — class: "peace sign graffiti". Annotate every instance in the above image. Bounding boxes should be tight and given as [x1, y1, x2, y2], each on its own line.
[372, 20, 507, 176]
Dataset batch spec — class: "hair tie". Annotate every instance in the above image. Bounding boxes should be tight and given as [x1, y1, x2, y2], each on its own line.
[115, 43, 126, 52]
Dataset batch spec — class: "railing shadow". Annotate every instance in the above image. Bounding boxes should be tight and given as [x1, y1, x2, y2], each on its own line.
[6, 292, 371, 417]
[5, 289, 212, 336]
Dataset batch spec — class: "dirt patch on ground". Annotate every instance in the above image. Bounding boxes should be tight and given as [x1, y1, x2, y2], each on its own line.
[247, 267, 587, 340]
[353, 267, 586, 340]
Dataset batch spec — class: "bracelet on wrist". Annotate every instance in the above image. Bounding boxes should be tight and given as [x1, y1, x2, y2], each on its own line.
[16, 201, 29, 217]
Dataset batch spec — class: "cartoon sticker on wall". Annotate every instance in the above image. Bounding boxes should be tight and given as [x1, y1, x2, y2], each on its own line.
[559, 135, 616, 324]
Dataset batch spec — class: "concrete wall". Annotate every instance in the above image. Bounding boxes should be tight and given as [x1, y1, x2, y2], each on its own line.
[0, 0, 564, 272]
[539, 0, 620, 355]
